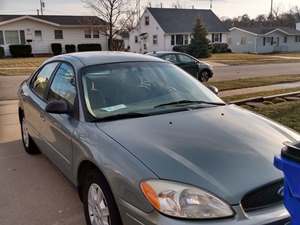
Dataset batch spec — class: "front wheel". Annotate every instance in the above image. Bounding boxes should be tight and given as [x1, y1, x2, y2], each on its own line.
[199, 70, 211, 82]
[20, 117, 40, 155]
[82, 170, 122, 225]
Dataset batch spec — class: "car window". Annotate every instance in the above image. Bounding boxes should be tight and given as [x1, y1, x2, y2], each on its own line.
[47, 63, 76, 107]
[161, 54, 178, 64]
[81, 62, 224, 119]
[177, 54, 195, 64]
[31, 62, 59, 98]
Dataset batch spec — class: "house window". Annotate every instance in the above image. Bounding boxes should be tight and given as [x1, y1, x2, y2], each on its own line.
[144, 43, 147, 50]
[153, 35, 158, 45]
[212, 33, 222, 43]
[5, 31, 19, 44]
[263, 37, 266, 46]
[171, 35, 175, 45]
[35, 30, 42, 41]
[20, 30, 25, 44]
[84, 29, 92, 39]
[54, 30, 63, 39]
[145, 16, 150, 26]
[240, 36, 247, 45]
[284, 36, 288, 43]
[135, 36, 138, 43]
[176, 34, 184, 45]
[295, 36, 300, 42]
[0, 31, 3, 45]
[184, 35, 189, 45]
[93, 29, 100, 38]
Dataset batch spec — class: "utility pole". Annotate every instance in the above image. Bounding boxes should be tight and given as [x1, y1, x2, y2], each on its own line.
[270, 0, 274, 16]
[40, 0, 45, 15]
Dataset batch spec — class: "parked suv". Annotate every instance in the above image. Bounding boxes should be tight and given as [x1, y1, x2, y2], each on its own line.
[147, 51, 213, 82]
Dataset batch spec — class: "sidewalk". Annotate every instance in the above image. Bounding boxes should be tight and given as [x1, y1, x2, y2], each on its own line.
[220, 81, 300, 97]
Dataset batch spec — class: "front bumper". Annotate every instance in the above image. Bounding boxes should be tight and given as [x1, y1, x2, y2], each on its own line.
[119, 200, 290, 225]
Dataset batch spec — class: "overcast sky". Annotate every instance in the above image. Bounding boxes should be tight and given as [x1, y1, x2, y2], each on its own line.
[0, 0, 299, 18]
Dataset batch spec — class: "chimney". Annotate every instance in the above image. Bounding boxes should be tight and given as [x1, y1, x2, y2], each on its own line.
[37, 9, 40, 16]
[160, 3, 163, 8]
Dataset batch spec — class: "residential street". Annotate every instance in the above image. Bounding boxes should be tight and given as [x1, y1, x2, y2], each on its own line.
[0, 100, 85, 225]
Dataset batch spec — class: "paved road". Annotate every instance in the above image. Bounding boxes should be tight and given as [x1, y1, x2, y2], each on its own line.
[0, 100, 85, 225]
[212, 62, 300, 81]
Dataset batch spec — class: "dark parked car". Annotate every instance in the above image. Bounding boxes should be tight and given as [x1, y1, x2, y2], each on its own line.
[147, 51, 213, 82]
[18, 52, 297, 225]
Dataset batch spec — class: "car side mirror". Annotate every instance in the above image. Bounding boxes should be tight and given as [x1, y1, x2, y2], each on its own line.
[45, 100, 71, 114]
[207, 85, 219, 95]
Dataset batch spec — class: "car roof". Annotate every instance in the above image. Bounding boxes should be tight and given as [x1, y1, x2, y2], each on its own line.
[49, 51, 165, 66]
[148, 51, 179, 55]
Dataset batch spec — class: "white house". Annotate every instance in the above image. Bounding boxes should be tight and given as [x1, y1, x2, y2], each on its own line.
[228, 25, 300, 53]
[129, 8, 229, 53]
[0, 15, 108, 55]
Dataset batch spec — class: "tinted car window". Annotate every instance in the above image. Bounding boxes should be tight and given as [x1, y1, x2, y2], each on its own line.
[177, 54, 195, 64]
[161, 54, 178, 63]
[48, 63, 76, 106]
[31, 62, 59, 98]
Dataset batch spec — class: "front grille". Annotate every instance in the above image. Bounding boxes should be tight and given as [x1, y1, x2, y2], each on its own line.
[241, 179, 284, 212]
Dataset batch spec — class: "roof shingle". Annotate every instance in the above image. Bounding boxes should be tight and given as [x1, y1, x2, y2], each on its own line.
[0, 15, 107, 26]
[148, 8, 229, 33]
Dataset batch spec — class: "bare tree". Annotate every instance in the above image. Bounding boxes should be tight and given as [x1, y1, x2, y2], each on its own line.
[83, 0, 136, 50]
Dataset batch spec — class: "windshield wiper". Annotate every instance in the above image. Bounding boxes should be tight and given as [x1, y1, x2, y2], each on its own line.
[154, 100, 225, 108]
[96, 112, 150, 122]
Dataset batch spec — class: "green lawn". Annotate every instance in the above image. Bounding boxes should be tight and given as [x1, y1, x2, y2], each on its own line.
[223, 87, 300, 102]
[249, 101, 300, 133]
[209, 74, 300, 91]
[208, 53, 300, 65]
[0, 57, 48, 76]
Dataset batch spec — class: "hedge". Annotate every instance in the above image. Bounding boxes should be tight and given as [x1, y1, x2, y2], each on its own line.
[0, 46, 4, 58]
[210, 43, 231, 53]
[78, 44, 102, 52]
[173, 45, 190, 54]
[9, 45, 32, 57]
[51, 43, 62, 55]
[65, 44, 76, 53]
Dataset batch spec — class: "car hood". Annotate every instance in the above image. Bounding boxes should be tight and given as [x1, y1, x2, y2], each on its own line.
[97, 105, 300, 204]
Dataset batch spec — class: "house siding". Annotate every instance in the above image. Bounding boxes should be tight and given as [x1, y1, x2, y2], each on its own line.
[0, 18, 108, 55]
[228, 29, 257, 53]
[129, 9, 166, 53]
[229, 28, 300, 53]
[129, 9, 228, 53]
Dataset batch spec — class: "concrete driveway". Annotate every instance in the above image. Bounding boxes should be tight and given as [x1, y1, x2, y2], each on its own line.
[0, 100, 85, 225]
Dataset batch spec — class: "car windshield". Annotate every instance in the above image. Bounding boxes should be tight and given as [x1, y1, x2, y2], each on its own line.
[81, 62, 224, 120]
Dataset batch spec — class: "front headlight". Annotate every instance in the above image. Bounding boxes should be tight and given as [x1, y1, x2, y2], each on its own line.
[140, 180, 234, 219]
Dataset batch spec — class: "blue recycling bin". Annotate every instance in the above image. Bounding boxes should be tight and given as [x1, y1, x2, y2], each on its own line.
[274, 142, 300, 225]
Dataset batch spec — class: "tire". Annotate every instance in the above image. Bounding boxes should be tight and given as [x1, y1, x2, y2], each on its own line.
[199, 69, 211, 82]
[20, 116, 40, 155]
[82, 169, 123, 225]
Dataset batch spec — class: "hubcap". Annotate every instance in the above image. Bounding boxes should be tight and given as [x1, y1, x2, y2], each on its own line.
[202, 71, 209, 81]
[22, 118, 29, 148]
[88, 183, 111, 225]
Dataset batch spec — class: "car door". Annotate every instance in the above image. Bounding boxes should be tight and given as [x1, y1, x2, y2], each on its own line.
[25, 62, 60, 149]
[161, 54, 178, 65]
[43, 62, 78, 177]
[176, 54, 199, 78]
